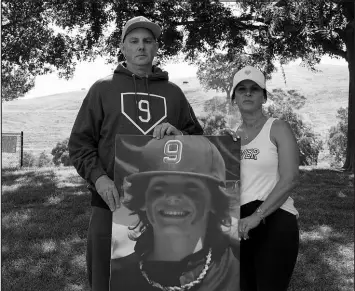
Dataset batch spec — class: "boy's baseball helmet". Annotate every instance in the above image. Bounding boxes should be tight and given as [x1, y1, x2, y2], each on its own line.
[124, 135, 226, 192]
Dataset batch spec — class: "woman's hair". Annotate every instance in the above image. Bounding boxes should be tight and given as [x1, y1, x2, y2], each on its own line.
[123, 176, 237, 255]
[231, 87, 267, 103]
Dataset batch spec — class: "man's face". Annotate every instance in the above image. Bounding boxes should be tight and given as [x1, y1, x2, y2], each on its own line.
[120, 28, 158, 67]
[143, 175, 212, 235]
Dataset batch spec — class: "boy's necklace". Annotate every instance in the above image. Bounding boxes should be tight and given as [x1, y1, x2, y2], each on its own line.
[139, 248, 212, 291]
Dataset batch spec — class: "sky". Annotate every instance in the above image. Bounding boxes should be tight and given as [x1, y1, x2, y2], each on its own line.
[23, 55, 347, 99]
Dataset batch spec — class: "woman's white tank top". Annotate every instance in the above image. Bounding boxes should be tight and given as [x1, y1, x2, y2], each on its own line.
[240, 117, 299, 217]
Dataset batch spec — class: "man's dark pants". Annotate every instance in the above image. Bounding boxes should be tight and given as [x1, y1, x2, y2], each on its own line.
[86, 206, 112, 291]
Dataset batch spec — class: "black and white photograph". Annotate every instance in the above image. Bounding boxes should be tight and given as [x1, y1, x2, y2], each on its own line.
[110, 134, 240, 290]
[1, 1, 354, 291]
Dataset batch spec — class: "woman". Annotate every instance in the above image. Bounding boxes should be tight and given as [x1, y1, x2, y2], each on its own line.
[227, 66, 300, 291]
[110, 136, 240, 291]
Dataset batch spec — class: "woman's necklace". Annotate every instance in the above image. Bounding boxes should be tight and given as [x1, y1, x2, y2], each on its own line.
[237, 116, 267, 140]
[236, 123, 249, 140]
[139, 248, 212, 291]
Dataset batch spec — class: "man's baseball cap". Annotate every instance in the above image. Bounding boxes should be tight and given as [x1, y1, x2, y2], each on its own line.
[125, 136, 226, 188]
[231, 66, 266, 97]
[121, 16, 161, 42]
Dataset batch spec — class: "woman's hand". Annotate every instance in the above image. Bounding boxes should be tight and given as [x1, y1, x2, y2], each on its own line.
[238, 214, 262, 240]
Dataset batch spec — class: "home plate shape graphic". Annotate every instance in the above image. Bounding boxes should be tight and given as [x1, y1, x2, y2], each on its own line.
[121, 92, 167, 135]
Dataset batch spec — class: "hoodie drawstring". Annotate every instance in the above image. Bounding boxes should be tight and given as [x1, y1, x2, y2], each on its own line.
[132, 73, 153, 124]
[132, 74, 139, 122]
[145, 75, 152, 113]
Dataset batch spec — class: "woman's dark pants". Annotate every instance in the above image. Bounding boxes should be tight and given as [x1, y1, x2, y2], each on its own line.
[240, 200, 299, 291]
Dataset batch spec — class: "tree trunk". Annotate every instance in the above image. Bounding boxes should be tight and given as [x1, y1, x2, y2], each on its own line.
[343, 15, 355, 173]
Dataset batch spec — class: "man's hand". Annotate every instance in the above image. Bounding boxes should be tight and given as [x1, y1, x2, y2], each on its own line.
[153, 122, 183, 139]
[95, 175, 121, 212]
[222, 128, 239, 141]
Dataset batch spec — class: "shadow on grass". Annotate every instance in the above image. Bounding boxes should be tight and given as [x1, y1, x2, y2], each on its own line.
[1, 167, 91, 291]
[288, 168, 354, 291]
[1, 167, 353, 291]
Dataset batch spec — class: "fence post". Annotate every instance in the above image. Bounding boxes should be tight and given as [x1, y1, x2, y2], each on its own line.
[20, 131, 24, 167]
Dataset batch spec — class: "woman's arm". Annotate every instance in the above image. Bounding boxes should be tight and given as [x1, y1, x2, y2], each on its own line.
[239, 119, 299, 239]
[253, 119, 299, 219]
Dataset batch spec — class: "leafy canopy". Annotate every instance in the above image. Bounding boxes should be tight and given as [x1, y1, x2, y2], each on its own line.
[2, 0, 352, 101]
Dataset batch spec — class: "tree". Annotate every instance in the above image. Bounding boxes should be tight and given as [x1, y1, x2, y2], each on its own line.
[1, 65, 35, 101]
[328, 107, 348, 164]
[196, 0, 353, 171]
[3, 0, 353, 172]
[1, 1, 82, 101]
[247, 0, 354, 171]
[196, 53, 274, 101]
[1, 0, 251, 101]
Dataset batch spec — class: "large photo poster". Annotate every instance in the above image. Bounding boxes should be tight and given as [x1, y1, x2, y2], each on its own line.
[110, 134, 240, 290]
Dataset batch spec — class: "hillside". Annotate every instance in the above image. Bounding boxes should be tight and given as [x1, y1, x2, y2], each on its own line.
[2, 64, 349, 160]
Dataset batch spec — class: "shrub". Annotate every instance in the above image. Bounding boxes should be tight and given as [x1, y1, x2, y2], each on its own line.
[268, 89, 306, 110]
[60, 152, 72, 166]
[264, 103, 323, 166]
[201, 96, 241, 133]
[22, 152, 37, 167]
[51, 138, 72, 166]
[198, 114, 228, 135]
[328, 107, 348, 164]
[204, 96, 241, 125]
[38, 151, 53, 167]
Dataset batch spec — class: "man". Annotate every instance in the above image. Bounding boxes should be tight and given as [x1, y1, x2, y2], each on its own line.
[68, 16, 203, 291]
[111, 135, 240, 291]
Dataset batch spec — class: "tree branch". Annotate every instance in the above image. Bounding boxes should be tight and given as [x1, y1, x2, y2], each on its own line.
[321, 38, 347, 60]
[172, 18, 267, 31]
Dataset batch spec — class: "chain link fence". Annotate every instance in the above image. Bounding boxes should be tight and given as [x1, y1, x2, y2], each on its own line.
[2, 132, 23, 169]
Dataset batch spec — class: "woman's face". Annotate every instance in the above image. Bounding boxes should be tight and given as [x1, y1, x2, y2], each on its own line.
[233, 80, 265, 113]
[143, 175, 212, 236]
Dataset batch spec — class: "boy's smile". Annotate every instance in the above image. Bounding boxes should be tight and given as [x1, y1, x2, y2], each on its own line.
[144, 175, 212, 233]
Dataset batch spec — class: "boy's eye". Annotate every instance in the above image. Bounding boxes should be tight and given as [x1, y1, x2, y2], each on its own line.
[185, 186, 202, 198]
[148, 187, 164, 197]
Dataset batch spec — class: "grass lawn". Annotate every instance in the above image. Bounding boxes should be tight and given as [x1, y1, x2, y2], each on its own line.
[1, 166, 354, 290]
